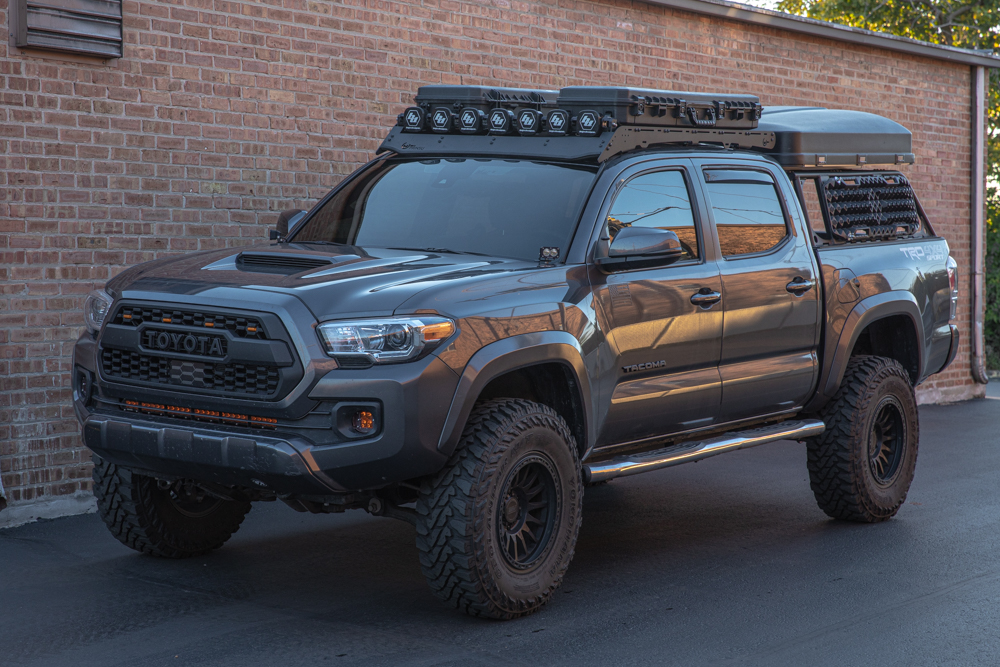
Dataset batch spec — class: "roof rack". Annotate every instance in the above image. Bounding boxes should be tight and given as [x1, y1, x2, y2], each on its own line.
[377, 86, 915, 167]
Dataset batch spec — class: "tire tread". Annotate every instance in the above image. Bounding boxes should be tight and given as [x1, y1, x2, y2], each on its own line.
[414, 398, 582, 619]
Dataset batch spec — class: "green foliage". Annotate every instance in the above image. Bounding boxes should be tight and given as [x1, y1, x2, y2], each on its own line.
[776, 0, 1000, 367]
[775, 0, 1000, 47]
[986, 187, 1000, 368]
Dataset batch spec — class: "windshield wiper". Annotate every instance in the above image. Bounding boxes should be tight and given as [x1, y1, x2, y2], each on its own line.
[387, 247, 493, 257]
[292, 240, 343, 246]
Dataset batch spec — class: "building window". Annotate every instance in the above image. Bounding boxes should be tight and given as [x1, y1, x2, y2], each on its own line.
[12, 0, 122, 58]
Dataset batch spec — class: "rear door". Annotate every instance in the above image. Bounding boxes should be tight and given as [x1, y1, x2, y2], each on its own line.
[592, 159, 724, 445]
[692, 160, 821, 422]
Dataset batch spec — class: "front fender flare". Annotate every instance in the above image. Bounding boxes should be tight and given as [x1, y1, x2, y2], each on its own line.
[436, 332, 594, 458]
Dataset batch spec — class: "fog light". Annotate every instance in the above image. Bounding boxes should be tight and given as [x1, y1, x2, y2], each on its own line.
[75, 366, 92, 404]
[352, 410, 376, 435]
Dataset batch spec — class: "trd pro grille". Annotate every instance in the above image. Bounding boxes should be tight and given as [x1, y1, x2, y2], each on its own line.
[112, 306, 266, 340]
[101, 350, 280, 397]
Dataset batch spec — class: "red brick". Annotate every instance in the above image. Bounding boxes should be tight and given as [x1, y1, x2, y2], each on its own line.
[0, 0, 982, 507]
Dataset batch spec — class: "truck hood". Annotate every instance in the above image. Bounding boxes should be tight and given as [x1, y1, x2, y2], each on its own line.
[107, 243, 537, 320]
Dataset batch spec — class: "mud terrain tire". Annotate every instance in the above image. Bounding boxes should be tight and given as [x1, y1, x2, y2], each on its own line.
[807, 355, 919, 522]
[415, 399, 583, 619]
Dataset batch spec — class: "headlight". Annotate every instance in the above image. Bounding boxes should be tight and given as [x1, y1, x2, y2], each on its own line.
[84, 289, 113, 334]
[317, 317, 455, 363]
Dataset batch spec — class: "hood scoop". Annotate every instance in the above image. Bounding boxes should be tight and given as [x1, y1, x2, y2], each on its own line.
[236, 252, 333, 274]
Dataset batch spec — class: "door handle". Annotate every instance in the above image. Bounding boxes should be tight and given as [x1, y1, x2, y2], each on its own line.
[786, 278, 815, 295]
[690, 289, 722, 307]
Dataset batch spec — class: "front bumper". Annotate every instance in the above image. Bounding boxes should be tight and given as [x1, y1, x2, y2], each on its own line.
[81, 412, 330, 494]
[74, 305, 461, 494]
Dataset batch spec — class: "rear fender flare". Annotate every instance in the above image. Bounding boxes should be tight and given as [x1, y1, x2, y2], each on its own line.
[814, 291, 924, 407]
[437, 332, 594, 457]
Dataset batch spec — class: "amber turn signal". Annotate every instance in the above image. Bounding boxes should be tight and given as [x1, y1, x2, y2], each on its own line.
[420, 320, 455, 342]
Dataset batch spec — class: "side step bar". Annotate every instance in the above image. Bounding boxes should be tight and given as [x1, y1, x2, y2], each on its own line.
[584, 419, 825, 483]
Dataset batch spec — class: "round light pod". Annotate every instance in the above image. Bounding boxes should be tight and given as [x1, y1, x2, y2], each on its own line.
[487, 108, 514, 135]
[430, 107, 453, 133]
[352, 409, 376, 435]
[401, 106, 425, 133]
[516, 109, 542, 135]
[575, 110, 601, 136]
[546, 109, 570, 135]
[458, 107, 485, 134]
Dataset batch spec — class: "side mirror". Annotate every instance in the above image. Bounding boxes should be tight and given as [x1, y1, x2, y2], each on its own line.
[270, 209, 307, 241]
[597, 226, 684, 268]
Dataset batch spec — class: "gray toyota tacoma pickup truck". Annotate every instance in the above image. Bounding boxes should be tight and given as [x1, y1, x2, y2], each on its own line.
[74, 86, 959, 619]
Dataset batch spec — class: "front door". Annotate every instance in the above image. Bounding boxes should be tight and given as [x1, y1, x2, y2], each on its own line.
[694, 162, 821, 422]
[593, 162, 724, 446]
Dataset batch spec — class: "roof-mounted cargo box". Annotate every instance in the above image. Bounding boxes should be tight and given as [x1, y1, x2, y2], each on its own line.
[757, 107, 914, 167]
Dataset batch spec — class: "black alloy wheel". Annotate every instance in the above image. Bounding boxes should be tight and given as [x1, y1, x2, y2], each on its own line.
[161, 480, 225, 519]
[497, 455, 559, 570]
[868, 396, 906, 486]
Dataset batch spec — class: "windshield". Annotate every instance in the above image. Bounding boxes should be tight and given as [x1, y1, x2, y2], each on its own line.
[291, 158, 597, 262]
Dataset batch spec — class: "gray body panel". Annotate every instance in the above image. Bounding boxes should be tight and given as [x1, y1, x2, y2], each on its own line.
[73, 147, 957, 495]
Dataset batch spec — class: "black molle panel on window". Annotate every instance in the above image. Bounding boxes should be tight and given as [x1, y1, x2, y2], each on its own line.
[823, 174, 920, 243]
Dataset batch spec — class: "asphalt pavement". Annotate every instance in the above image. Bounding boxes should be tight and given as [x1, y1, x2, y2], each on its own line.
[4, 385, 1000, 667]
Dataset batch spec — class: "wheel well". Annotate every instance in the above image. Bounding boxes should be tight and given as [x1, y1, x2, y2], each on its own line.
[850, 315, 920, 384]
[477, 363, 587, 455]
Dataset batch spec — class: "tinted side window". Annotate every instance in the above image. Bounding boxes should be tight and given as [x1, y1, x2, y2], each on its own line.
[704, 169, 788, 257]
[796, 175, 826, 235]
[606, 170, 699, 261]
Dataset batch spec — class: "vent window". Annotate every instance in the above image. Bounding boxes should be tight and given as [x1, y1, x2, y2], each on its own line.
[12, 0, 123, 58]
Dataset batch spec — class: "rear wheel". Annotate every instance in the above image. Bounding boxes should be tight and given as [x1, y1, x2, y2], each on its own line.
[806, 356, 919, 522]
[415, 398, 583, 619]
[92, 455, 251, 558]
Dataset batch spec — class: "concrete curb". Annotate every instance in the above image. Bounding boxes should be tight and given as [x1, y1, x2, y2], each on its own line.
[0, 492, 97, 530]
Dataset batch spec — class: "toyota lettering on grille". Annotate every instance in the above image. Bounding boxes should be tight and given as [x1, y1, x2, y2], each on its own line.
[141, 329, 227, 357]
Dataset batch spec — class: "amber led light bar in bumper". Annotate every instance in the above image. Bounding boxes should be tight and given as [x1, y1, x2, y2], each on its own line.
[121, 400, 278, 430]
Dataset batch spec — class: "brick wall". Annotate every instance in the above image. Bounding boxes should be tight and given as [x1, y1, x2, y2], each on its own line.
[0, 0, 982, 512]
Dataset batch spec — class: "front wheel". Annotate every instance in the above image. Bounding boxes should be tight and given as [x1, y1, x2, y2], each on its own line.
[415, 398, 583, 619]
[92, 455, 252, 558]
[806, 355, 919, 522]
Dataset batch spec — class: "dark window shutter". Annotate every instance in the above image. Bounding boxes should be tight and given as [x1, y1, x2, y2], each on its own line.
[13, 0, 123, 58]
